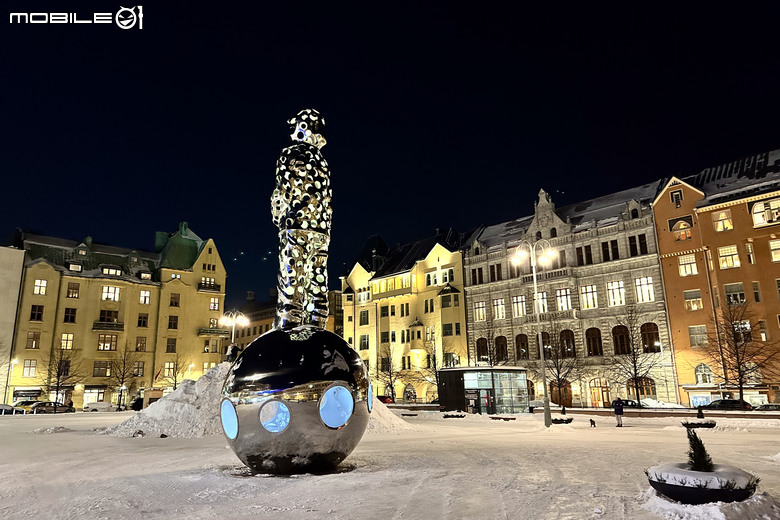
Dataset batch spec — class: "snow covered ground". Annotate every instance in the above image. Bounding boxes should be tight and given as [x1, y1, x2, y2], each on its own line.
[2, 407, 780, 519]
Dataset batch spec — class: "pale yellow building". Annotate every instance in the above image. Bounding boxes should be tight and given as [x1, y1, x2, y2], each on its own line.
[7, 223, 228, 408]
[341, 231, 469, 402]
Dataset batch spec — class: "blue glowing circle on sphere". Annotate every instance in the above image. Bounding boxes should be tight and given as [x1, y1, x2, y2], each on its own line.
[368, 381, 373, 413]
[220, 399, 238, 440]
[260, 400, 291, 433]
[320, 385, 354, 429]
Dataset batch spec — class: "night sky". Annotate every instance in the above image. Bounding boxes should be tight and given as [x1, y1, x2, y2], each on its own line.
[4, 2, 780, 308]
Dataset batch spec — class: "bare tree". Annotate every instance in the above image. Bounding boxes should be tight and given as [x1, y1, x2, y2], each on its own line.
[607, 304, 663, 405]
[406, 332, 460, 400]
[700, 302, 780, 404]
[374, 342, 403, 401]
[537, 318, 586, 406]
[471, 315, 507, 367]
[109, 342, 144, 410]
[39, 346, 87, 411]
[157, 353, 190, 391]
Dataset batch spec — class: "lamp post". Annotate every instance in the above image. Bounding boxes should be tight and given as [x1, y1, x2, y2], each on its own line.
[513, 239, 555, 428]
[220, 310, 250, 348]
[4, 358, 18, 405]
[117, 384, 127, 411]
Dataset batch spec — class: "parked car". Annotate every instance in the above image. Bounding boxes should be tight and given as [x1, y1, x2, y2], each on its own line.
[83, 401, 116, 412]
[703, 399, 753, 410]
[28, 401, 75, 413]
[0, 403, 24, 415]
[755, 403, 780, 411]
[621, 399, 640, 408]
[377, 396, 394, 404]
[13, 400, 40, 412]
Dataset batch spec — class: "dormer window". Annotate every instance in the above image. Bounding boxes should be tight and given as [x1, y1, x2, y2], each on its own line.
[140, 272, 152, 280]
[670, 190, 683, 208]
[77, 249, 86, 256]
[102, 267, 121, 276]
[68, 263, 82, 272]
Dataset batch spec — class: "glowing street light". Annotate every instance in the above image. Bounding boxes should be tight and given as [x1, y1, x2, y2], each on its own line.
[220, 310, 250, 344]
[513, 239, 555, 428]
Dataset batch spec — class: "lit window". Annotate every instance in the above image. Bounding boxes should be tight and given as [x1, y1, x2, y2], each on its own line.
[678, 254, 698, 276]
[425, 271, 437, 286]
[139, 290, 150, 305]
[133, 361, 145, 377]
[102, 267, 121, 276]
[634, 277, 655, 303]
[68, 263, 82, 272]
[60, 333, 74, 349]
[580, 285, 598, 310]
[101, 286, 120, 301]
[474, 301, 486, 321]
[770, 240, 780, 262]
[210, 297, 219, 310]
[512, 295, 526, 317]
[33, 279, 47, 295]
[164, 361, 175, 377]
[694, 363, 713, 383]
[751, 198, 780, 227]
[717, 245, 740, 269]
[672, 221, 692, 241]
[23, 359, 37, 377]
[97, 334, 118, 351]
[441, 268, 455, 284]
[712, 210, 733, 232]
[492, 298, 506, 319]
[683, 290, 703, 311]
[534, 292, 548, 313]
[67, 283, 80, 298]
[141, 272, 152, 280]
[359, 335, 369, 350]
[136, 337, 147, 351]
[26, 331, 40, 349]
[556, 289, 572, 311]
[689, 326, 708, 349]
[170, 293, 180, 307]
[607, 281, 625, 307]
[724, 283, 746, 305]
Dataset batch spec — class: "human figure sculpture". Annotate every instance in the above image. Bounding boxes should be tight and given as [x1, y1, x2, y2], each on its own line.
[271, 108, 332, 330]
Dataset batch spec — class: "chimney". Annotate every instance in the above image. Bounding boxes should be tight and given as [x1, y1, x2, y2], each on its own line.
[84, 236, 92, 248]
[246, 290, 256, 301]
[179, 221, 188, 235]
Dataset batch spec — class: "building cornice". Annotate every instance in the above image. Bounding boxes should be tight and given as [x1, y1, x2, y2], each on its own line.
[695, 189, 780, 213]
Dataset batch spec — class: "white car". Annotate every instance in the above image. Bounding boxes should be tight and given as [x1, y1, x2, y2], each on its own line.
[83, 401, 116, 412]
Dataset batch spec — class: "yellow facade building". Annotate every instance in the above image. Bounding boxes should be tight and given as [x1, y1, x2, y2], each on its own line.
[6, 223, 228, 408]
[341, 232, 469, 402]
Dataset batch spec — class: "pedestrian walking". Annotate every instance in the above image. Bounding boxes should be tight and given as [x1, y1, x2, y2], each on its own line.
[612, 397, 624, 427]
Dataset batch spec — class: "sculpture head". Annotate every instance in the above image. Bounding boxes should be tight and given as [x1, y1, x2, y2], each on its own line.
[288, 108, 327, 148]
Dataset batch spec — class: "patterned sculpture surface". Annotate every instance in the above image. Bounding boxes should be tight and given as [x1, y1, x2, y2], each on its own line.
[220, 109, 372, 474]
[271, 108, 332, 330]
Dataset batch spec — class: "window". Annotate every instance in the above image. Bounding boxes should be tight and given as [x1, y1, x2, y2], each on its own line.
[203, 362, 217, 374]
[68, 263, 82, 272]
[443, 352, 458, 367]
[380, 357, 389, 372]
[133, 361, 145, 377]
[381, 331, 389, 343]
[141, 272, 152, 280]
[102, 266, 121, 276]
[60, 333, 74, 349]
[425, 299, 434, 313]
[601, 240, 619, 261]
[138, 290, 150, 305]
[425, 271, 437, 286]
[441, 295, 452, 308]
[455, 322, 461, 335]
[23, 359, 37, 377]
[93, 360, 111, 378]
[555, 289, 572, 311]
[495, 336, 508, 362]
[443, 323, 454, 336]
[733, 321, 752, 343]
[750, 197, 780, 227]
[689, 325, 708, 348]
[26, 331, 40, 349]
[753, 282, 761, 303]
[471, 268, 484, 285]
[677, 254, 698, 277]
[359, 335, 369, 350]
[167, 315, 178, 330]
[474, 301, 486, 321]
[391, 305, 396, 316]
[64, 308, 77, 323]
[492, 298, 506, 320]
[359, 310, 369, 326]
[99, 310, 118, 323]
[476, 338, 488, 362]
[380, 305, 389, 317]
[758, 320, 769, 341]
[770, 240, 780, 262]
[489, 264, 503, 282]
[164, 362, 175, 377]
[684, 290, 703, 311]
[345, 294, 353, 302]
[98, 334, 118, 351]
[746, 242, 755, 264]
[102, 286, 120, 301]
[357, 290, 369, 303]
[441, 268, 455, 284]
[718, 245, 740, 269]
[672, 220, 693, 241]
[712, 210, 733, 232]
[347, 315, 353, 323]
[33, 279, 47, 295]
[210, 297, 219, 311]
[724, 283, 746, 305]
[136, 336, 147, 352]
[580, 285, 598, 310]
[694, 363, 713, 384]
[607, 281, 625, 307]
[512, 295, 526, 317]
[166, 338, 177, 353]
[613, 326, 630, 355]
[585, 328, 603, 356]
[138, 313, 148, 327]
[634, 277, 655, 303]
[426, 327, 436, 342]
[560, 330, 576, 358]
[628, 234, 648, 256]
[170, 293, 180, 307]
[534, 292, 548, 313]
[30, 305, 44, 321]
[67, 282, 80, 298]
[641, 323, 660, 353]
[516, 334, 529, 360]
[670, 189, 683, 207]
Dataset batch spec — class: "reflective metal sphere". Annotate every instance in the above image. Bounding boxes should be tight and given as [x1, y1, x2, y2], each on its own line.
[220, 326, 372, 474]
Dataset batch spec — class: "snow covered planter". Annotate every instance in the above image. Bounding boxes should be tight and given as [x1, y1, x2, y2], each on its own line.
[646, 428, 759, 505]
[680, 419, 716, 429]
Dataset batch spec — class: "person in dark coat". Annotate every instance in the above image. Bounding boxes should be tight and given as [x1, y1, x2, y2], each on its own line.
[611, 397, 624, 427]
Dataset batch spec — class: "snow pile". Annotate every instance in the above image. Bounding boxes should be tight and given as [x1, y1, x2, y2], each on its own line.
[102, 363, 231, 438]
[365, 398, 419, 433]
[768, 452, 780, 464]
[642, 398, 686, 409]
[33, 426, 73, 434]
[643, 489, 780, 519]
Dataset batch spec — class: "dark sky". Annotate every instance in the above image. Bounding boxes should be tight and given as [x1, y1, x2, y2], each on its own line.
[3, 2, 780, 308]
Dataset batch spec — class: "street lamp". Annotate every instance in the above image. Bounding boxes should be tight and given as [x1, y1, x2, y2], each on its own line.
[220, 310, 250, 345]
[117, 384, 127, 411]
[513, 239, 556, 428]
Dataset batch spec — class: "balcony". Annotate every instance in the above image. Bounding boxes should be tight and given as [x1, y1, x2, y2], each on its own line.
[198, 327, 230, 337]
[93, 321, 124, 331]
[198, 282, 222, 292]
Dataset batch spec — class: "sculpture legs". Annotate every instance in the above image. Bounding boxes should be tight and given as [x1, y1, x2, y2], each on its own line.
[275, 229, 330, 329]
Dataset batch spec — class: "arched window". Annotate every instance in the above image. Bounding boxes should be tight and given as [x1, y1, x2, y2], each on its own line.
[515, 334, 529, 360]
[631, 209, 639, 219]
[627, 377, 656, 400]
[585, 328, 603, 356]
[476, 338, 488, 362]
[560, 330, 576, 358]
[550, 228, 557, 238]
[694, 363, 714, 384]
[403, 384, 417, 402]
[495, 336, 508, 362]
[641, 323, 660, 352]
[589, 378, 610, 407]
[527, 380, 535, 401]
[537, 331, 551, 358]
[672, 220, 692, 241]
[612, 325, 630, 355]
[536, 231, 542, 240]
